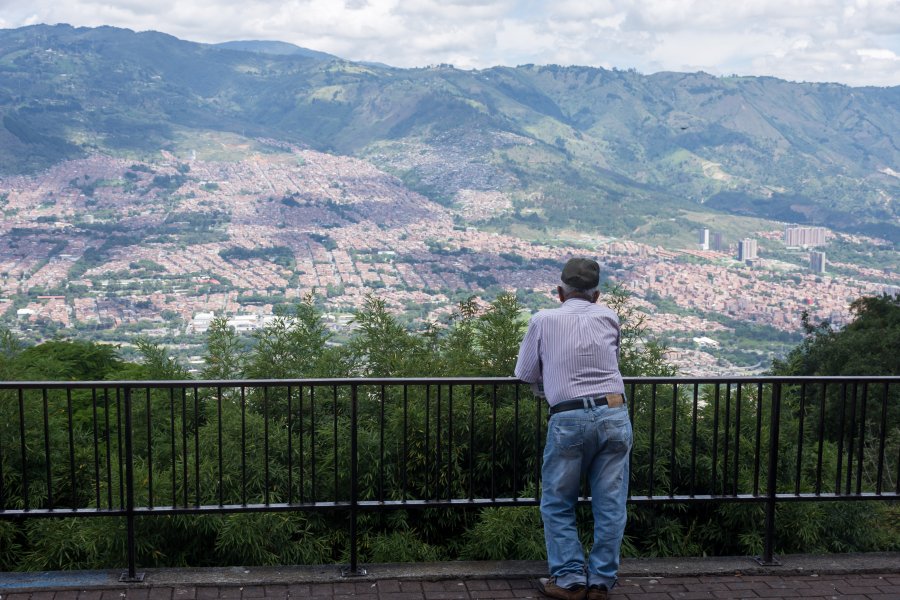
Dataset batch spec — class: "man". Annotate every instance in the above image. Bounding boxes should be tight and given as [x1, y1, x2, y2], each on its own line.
[515, 257, 633, 600]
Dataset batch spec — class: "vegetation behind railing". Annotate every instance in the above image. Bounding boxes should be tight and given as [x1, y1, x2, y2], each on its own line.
[0, 376, 897, 577]
[1, 292, 898, 575]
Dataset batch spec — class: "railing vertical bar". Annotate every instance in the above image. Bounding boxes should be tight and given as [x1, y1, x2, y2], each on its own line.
[753, 383, 763, 497]
[795, 383, 806, 496]
[855, 383, 868, 495]
[146, 388, 153, 508]
[534, 384, 542, 503]
[711, 383, 720, 496]
[104, 388, 112, 509]
[470, 384, 476, 502]
[300, 385, 307, 504]
[845, 383, 858, 495]
[300, 385, 306, 504]
[761, 382, 782, 565]
[448, 385, 455, 502]
[0, 392, 4, 509]
[690, 383, 699, 496]
[491, 384, 498, 501]
[123, 386, 137, 580]
[193, 386, 200, 507]
[895, 432, 900, 496]
[723, 383, 731, 495]
[402, 385, 408, 501]
[380, 384, 386, 503]
[835, 383, 847, 495]
[264, 386, 270, 505]
[92, 388, 101, 508]
[170, 387, 176, 508]
[628, 382, 636, 424]
[240, 386, 247, 506]
[182, 387, 189, 508]
[310, 386, 317, 503]
[733, 383, 742, 496]
[217, 386, 223, 507]
[66, 388, 76, 508]
[425, 384, 430, 499]
[42, 388, 52, 507]
[287, 385, 293, 505]
[669, 383, 677, 498]
[627, 383, 636, 494]
[18, 388, 28, 508]
[815, 382, 827, 495]
[333, 385, 339, 502]
[116, 387, 124, 508]
[648, 383, 657, 498]
[349, 383, 359, 575]
[875, 382, 888, 495]
[436, 384, 442, 502]
[512, 384, 519, 500]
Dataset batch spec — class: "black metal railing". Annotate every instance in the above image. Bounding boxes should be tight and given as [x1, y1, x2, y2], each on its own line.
[1, 376, 897, 579]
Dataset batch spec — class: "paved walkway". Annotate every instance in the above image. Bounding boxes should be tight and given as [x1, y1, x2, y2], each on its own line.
[2, 554, 898, 600]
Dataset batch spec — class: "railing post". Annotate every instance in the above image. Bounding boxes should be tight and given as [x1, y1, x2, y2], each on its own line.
[757, 381, 782, 566]
[342, 382, 366, 577]
[120, 386, 144, 582]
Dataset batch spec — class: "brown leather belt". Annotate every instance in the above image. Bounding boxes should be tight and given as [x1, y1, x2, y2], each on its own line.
[549, 393, 626, 415]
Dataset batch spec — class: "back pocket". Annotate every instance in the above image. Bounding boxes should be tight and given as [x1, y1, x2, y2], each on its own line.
[551, 418, 586, 456]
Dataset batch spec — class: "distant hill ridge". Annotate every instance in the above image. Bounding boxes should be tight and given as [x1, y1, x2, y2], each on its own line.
[1, 23, 898, 242]
[213, 40, 336, 60]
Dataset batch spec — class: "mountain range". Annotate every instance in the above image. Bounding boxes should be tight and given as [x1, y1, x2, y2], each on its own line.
[1, 23, 898, 243]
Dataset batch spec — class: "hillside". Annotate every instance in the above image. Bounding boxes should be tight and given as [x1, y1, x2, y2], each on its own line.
[1, 24, 898, 242]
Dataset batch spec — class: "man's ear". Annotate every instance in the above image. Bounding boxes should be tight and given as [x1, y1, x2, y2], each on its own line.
[557, 286, 565, 302]
[590, 290, 601, 303]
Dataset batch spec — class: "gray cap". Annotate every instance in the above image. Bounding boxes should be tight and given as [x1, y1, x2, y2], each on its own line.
[561, 257, 600, 290]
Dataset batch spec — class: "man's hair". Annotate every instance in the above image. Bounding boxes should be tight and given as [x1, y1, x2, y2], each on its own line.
[560, 282, 599, 296]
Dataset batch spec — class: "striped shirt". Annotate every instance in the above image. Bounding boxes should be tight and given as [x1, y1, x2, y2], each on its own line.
[514, 298, 624, 407]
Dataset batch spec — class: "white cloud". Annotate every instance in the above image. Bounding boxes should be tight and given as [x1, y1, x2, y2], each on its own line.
[857, 47, 898, 59]
[1, 0, 897, 86]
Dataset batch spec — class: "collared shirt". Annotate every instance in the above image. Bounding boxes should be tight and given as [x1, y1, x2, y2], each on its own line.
[514, 298, 624, 407]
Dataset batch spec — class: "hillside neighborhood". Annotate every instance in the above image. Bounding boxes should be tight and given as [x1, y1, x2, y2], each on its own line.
[1, 149, 897, 375]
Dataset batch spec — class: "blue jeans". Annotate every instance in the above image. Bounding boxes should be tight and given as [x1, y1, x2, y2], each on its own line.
[541, 401, 632, 590]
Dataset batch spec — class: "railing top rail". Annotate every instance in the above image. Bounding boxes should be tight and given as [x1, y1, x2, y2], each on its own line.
[624, 375, 900, 384]
[0, 375, 898, 390]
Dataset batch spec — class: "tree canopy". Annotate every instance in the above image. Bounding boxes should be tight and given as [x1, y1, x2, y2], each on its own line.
[774, 293, 900, 376]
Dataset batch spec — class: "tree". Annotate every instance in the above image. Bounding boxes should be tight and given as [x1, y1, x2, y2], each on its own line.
[0, 327, 22, 381]
[122, 338, 191, 380]
[15, 339, 122, 381]
[772, 293, 900, 442]
[472, 292, 524, 376]
[768, 293, 900, 554]
[774, 294, 900, 377]
[347, 294, 433, 377]
[604, 284, 675, 377]
[245, 294, 344, 379]
[438, 297, 482, 375]
[201, 317, 245, 380]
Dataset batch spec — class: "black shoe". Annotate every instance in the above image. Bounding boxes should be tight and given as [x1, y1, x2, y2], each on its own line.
[537, 577, 587, 600]
[587, 584, 608, 600]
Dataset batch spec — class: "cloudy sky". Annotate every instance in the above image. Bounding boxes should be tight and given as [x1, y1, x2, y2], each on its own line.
[2, 0, 899, 87]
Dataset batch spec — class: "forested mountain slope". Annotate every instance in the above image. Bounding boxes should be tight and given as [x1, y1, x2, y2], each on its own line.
[1, 24, 898, 240]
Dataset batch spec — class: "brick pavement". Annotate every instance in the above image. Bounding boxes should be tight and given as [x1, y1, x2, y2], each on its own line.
[3, 572, 900, 600]
[2, 555, 899, 600]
